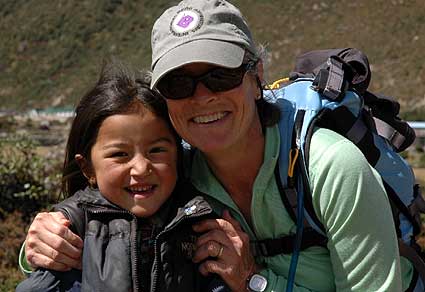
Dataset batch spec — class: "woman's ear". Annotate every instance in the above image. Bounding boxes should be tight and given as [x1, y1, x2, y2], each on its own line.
[253, 61, 265, 100]
[256, 60, 264, 83]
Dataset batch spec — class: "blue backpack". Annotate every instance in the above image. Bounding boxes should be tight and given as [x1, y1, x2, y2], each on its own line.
[255, 48, 425, 292]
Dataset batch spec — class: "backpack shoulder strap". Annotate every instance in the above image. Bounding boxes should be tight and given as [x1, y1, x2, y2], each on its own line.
[250, 80, 329, 258]
[399, 240, 425, 289]
[272, 78, 338, 237]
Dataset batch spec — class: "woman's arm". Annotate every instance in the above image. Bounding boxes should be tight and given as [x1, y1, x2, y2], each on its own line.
[24, 211, 83, 271]
[309, 128, 403, 291]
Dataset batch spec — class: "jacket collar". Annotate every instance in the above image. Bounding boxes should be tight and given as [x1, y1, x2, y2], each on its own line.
[163, 195, 214, 232]
[74, 187, 166, 225]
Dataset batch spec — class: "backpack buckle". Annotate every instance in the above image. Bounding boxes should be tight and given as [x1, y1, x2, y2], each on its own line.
[324, 56, 345, 100]
[313, 56, 346, 101]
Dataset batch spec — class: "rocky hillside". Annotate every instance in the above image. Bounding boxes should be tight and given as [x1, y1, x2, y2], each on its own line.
[1, 0, 424, 119]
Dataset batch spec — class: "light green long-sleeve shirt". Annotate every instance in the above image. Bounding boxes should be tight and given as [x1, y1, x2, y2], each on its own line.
[191, 125, 412, 291]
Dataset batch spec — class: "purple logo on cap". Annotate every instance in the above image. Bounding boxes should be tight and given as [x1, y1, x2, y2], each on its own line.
[170, 8, 203, 37]
[177, 15, 194, 28]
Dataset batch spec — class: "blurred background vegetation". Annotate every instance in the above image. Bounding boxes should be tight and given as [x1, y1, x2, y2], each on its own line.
[0, 0, 424, 118]
[0, 128, 64, 291]
[0, 0, 424, 290]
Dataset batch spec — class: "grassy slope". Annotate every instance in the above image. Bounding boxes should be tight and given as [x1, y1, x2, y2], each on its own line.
[0, 0, 424, 118]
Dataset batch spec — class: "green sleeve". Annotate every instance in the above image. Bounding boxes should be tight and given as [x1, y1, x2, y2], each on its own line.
[18, 241, 33, 276]
[258, 268, 315, 292]
[258, 128, 407, 292]
[308, 128, 403, 291]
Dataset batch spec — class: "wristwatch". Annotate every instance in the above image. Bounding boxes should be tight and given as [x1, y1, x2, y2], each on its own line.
[247, 273, 268, 292]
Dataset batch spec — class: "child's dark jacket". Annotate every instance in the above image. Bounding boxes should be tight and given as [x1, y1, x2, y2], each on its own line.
[16, 182, 228, 292]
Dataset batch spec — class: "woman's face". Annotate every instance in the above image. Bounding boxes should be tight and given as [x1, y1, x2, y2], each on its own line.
[83, 107, 178, 217]
[164, 63, 263, 156]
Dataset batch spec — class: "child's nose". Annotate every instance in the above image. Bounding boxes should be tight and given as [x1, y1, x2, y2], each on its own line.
[130, 155, 153, 177]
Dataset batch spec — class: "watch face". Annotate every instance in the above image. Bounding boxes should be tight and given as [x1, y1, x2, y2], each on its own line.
[248, 274, 267, 292]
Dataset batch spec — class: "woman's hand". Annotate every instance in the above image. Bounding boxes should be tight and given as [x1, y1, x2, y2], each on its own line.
[25, 212, 83, 271]
[192, 210, 260, 291]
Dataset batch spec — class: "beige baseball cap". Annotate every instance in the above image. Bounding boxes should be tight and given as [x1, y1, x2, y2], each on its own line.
[150, 0, 256, 88]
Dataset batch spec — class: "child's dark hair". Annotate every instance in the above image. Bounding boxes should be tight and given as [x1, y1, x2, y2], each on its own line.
[61, 61, 181, 197]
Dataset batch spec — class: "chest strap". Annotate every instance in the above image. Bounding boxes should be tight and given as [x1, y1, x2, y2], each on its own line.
[250, 228, 327, 257]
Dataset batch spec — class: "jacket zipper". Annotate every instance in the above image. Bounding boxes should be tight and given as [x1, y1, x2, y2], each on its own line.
[151, 205, 211, 292]
[82, 206, 141, 292]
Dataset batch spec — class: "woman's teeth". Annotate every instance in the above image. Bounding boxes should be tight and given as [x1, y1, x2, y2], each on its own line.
[193, 112, 226, 124]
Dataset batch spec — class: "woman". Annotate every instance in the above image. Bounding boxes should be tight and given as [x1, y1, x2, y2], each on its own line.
[22, 0, 411, 291]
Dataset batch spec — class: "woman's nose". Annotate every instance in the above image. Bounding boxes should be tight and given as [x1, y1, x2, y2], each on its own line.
[190, 81, 217, 103]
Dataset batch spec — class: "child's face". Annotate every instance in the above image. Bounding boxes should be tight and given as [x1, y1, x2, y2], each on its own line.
[88, 107, 178, 217]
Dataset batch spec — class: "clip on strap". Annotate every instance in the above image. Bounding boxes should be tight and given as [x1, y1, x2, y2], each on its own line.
[373, 117, 406, 151]
[287, 148, 299, 189]
[268, 77, 290, 90]
[288, 148, 299, 178]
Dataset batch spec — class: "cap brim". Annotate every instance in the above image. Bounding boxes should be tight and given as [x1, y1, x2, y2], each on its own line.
[151, 39, 245, 89]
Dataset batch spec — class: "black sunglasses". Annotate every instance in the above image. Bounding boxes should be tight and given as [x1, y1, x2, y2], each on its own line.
[156, 61, 257, 100]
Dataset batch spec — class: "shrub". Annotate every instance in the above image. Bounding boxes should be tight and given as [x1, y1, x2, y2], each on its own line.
[0, 211, 27, 289]
[0, 134, 63, 290]
[0, 135, 62, 222]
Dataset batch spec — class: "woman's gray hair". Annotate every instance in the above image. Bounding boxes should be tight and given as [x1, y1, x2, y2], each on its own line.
[245, 44, 281, 128]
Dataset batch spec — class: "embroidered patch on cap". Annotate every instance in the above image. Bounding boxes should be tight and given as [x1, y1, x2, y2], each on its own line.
[170, 7, 204, 37]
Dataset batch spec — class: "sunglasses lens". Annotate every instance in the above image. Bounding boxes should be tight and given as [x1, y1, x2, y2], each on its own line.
[157, 64, 249, 100]
[157, 75, 194, 100]
[204, 67, 245, 92]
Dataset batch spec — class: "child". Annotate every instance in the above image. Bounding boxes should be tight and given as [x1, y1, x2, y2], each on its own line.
[16, 62, 227, 292]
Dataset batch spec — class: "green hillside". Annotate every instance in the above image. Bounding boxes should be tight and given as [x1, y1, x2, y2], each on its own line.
[1, 0, 424, 119]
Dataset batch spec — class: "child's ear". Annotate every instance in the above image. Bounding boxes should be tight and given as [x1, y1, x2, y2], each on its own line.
[75, 154, 96, 186]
